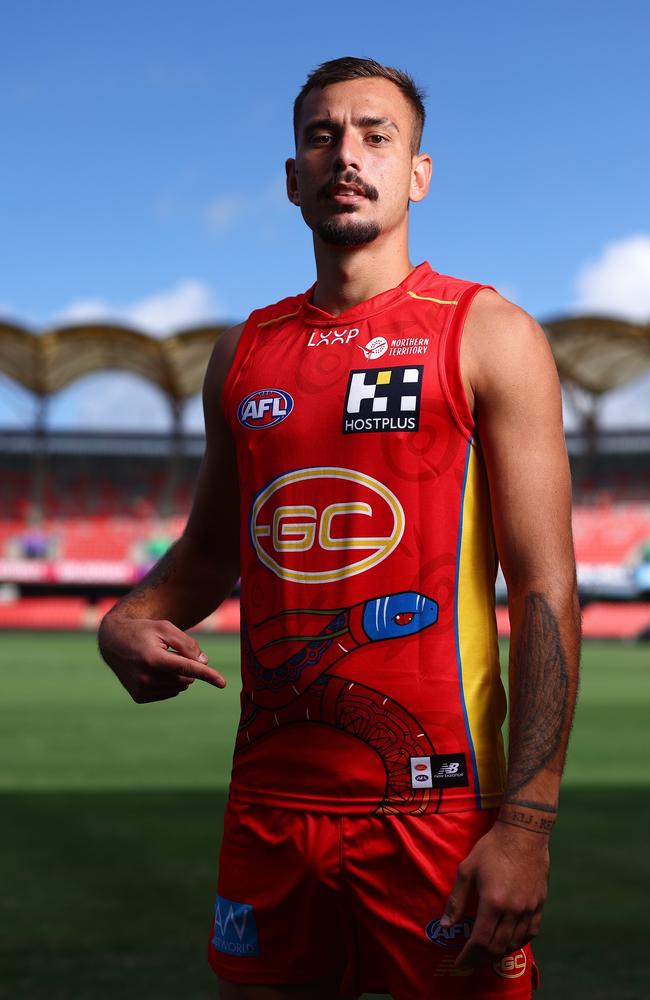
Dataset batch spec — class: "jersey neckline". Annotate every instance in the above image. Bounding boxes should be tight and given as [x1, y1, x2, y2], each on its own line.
[299, 261, 437, 326]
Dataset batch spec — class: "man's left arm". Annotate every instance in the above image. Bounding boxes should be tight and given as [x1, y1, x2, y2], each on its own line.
[442, 291, 581, 968]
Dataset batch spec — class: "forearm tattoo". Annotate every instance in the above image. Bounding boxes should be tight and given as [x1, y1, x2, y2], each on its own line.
[497, 808, 556, 835]
[114, 543, 180, 615]
[506, 591, 569, 799]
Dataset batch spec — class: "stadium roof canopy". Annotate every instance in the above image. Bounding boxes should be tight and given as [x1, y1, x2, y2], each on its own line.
[1, 315, 649, 401]
[0, 322, 227, 402]
[543, 316, 650, 395]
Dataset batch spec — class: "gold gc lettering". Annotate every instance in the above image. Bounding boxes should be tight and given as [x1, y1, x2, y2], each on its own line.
[250, 468, 404, 584]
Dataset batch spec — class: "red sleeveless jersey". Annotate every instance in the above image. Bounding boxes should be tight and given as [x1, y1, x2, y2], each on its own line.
[220, 262, 506, 815]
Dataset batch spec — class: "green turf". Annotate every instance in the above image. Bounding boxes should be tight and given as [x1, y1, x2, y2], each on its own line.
[1, 634, 648, 998]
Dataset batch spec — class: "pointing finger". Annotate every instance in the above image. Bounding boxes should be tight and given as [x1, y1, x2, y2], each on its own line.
[157, 621, 209, 663]
[441, 864, 471, 928]
[456, 900, 499, 969]
[159, 650, 226, 688]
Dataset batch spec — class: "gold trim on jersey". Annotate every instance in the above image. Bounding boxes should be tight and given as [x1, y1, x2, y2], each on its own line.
[407, 290, 459, 305]
[257, 311, 299, 328]
[456, 445, 507, 800]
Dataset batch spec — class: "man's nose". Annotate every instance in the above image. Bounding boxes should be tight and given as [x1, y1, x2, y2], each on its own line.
[333, 130, 363, 173]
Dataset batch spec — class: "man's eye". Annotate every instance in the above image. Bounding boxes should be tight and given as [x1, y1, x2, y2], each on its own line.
[311, 134, 333, 145]
[367, 134, 388, 144]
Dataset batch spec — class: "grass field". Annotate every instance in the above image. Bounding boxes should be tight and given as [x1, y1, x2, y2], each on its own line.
[1, 633, 648, 999]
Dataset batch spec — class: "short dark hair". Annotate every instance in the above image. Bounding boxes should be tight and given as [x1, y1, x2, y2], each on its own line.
[293, 56, 426, 153]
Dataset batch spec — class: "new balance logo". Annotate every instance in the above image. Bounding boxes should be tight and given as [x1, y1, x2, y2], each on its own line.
[434, 762, 460, 778]
[410, 753, 469, 790]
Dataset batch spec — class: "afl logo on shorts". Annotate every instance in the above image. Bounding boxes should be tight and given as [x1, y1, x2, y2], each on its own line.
[249, 466, 404, 584]
[493, 949, 527, 978]
[425, 917, 473, 948]
[238, 389, 293, 429]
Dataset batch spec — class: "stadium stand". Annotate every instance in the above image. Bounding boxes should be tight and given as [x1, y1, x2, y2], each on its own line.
[1, 316, 649, 639]
[1, 430, 649, 635]
[572, 505, 650, 564]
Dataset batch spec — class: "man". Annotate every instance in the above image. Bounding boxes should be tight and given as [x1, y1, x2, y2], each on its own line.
[99, 57, 580, 999]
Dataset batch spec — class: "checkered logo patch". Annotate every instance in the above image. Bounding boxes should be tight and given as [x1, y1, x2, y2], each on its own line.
[343, 365, 424, 434]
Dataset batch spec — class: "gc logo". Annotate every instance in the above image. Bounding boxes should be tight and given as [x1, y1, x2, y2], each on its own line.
[249, 467, 404, 584]
[493, 949, 527, 979]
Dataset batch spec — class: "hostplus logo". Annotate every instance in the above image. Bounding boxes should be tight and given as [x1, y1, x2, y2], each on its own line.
[343, 366, 423, 434]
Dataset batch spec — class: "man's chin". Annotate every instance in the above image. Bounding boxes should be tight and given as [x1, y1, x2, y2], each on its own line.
[316, 218, 381, 248]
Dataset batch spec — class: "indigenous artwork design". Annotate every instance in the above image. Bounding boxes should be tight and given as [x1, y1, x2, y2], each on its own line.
[237, 591, 440, 814]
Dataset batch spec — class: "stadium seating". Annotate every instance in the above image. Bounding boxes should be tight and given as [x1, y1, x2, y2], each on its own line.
[494, 602, 650, 639]
[0, 597, 88, 630]
[572, 505, 650, 564]
[2, 506, 649, 567]
[1, 441, 648, 639]
[0, 595, 241, 632]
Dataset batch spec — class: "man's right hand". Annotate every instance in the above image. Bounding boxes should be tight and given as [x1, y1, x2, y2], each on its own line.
[98, 616, 227, 703]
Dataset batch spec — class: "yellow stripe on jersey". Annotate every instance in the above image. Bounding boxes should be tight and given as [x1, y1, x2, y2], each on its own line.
[456, 443, 507, 805]
[407, 290, 458, 305]
[257, 311, 299, 328]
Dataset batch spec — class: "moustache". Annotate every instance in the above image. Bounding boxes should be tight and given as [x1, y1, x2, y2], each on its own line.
[317, 172, 379, 202]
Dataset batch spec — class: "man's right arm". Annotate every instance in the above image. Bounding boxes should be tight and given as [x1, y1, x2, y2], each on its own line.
[97, 323, 244, 702]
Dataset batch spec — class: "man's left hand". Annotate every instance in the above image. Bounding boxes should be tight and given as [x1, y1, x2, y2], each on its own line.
[440, 820, 549, 968]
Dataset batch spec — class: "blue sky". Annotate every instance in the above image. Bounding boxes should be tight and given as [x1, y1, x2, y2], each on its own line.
[1, 0, 649, 430]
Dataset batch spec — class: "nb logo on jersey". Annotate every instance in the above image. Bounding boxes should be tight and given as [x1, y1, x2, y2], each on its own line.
[409, 753, 468, 789]
[250, 467, 404, 584]
[434, 763, 459, 777]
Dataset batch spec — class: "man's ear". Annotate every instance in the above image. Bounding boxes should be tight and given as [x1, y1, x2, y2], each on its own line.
[286, 158, 300, 206]
[409, 152, 432, 203]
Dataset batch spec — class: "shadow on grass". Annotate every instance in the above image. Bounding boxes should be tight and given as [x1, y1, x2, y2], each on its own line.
[1, 787, 648, 999]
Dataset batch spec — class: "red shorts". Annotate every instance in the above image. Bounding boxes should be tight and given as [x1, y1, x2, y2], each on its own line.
[208, 801, 539, 999]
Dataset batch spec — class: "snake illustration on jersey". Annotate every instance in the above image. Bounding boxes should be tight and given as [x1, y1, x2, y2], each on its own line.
[236, 590, 441, 814]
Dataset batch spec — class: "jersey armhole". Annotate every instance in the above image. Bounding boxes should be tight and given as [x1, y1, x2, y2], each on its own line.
[438, 283, 496, 441]
[219, 314, 258, 420]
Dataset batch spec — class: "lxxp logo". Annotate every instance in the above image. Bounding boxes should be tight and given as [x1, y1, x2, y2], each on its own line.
[343, 366, 423, 434]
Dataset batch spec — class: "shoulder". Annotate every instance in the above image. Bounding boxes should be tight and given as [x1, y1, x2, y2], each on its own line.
[461, 288, 557, 399]
[251, 292, 305, 329]
[203, 322, 246, 401]
[203, 290, 306, 400]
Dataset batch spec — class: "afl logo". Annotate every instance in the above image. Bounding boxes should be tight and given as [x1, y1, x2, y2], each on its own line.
[238, 389, 293, 429]
[250, 466, 405, 584]
[425, 917, 473, 948]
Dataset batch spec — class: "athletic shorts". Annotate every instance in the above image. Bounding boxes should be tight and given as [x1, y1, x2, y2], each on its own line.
[208, 800, 539, 999]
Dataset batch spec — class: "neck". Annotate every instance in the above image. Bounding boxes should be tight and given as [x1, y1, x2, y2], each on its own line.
[310, 230, 414, 316]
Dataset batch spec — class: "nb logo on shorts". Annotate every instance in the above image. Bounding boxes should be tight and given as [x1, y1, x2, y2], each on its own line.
[212, 896, 260, 957]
